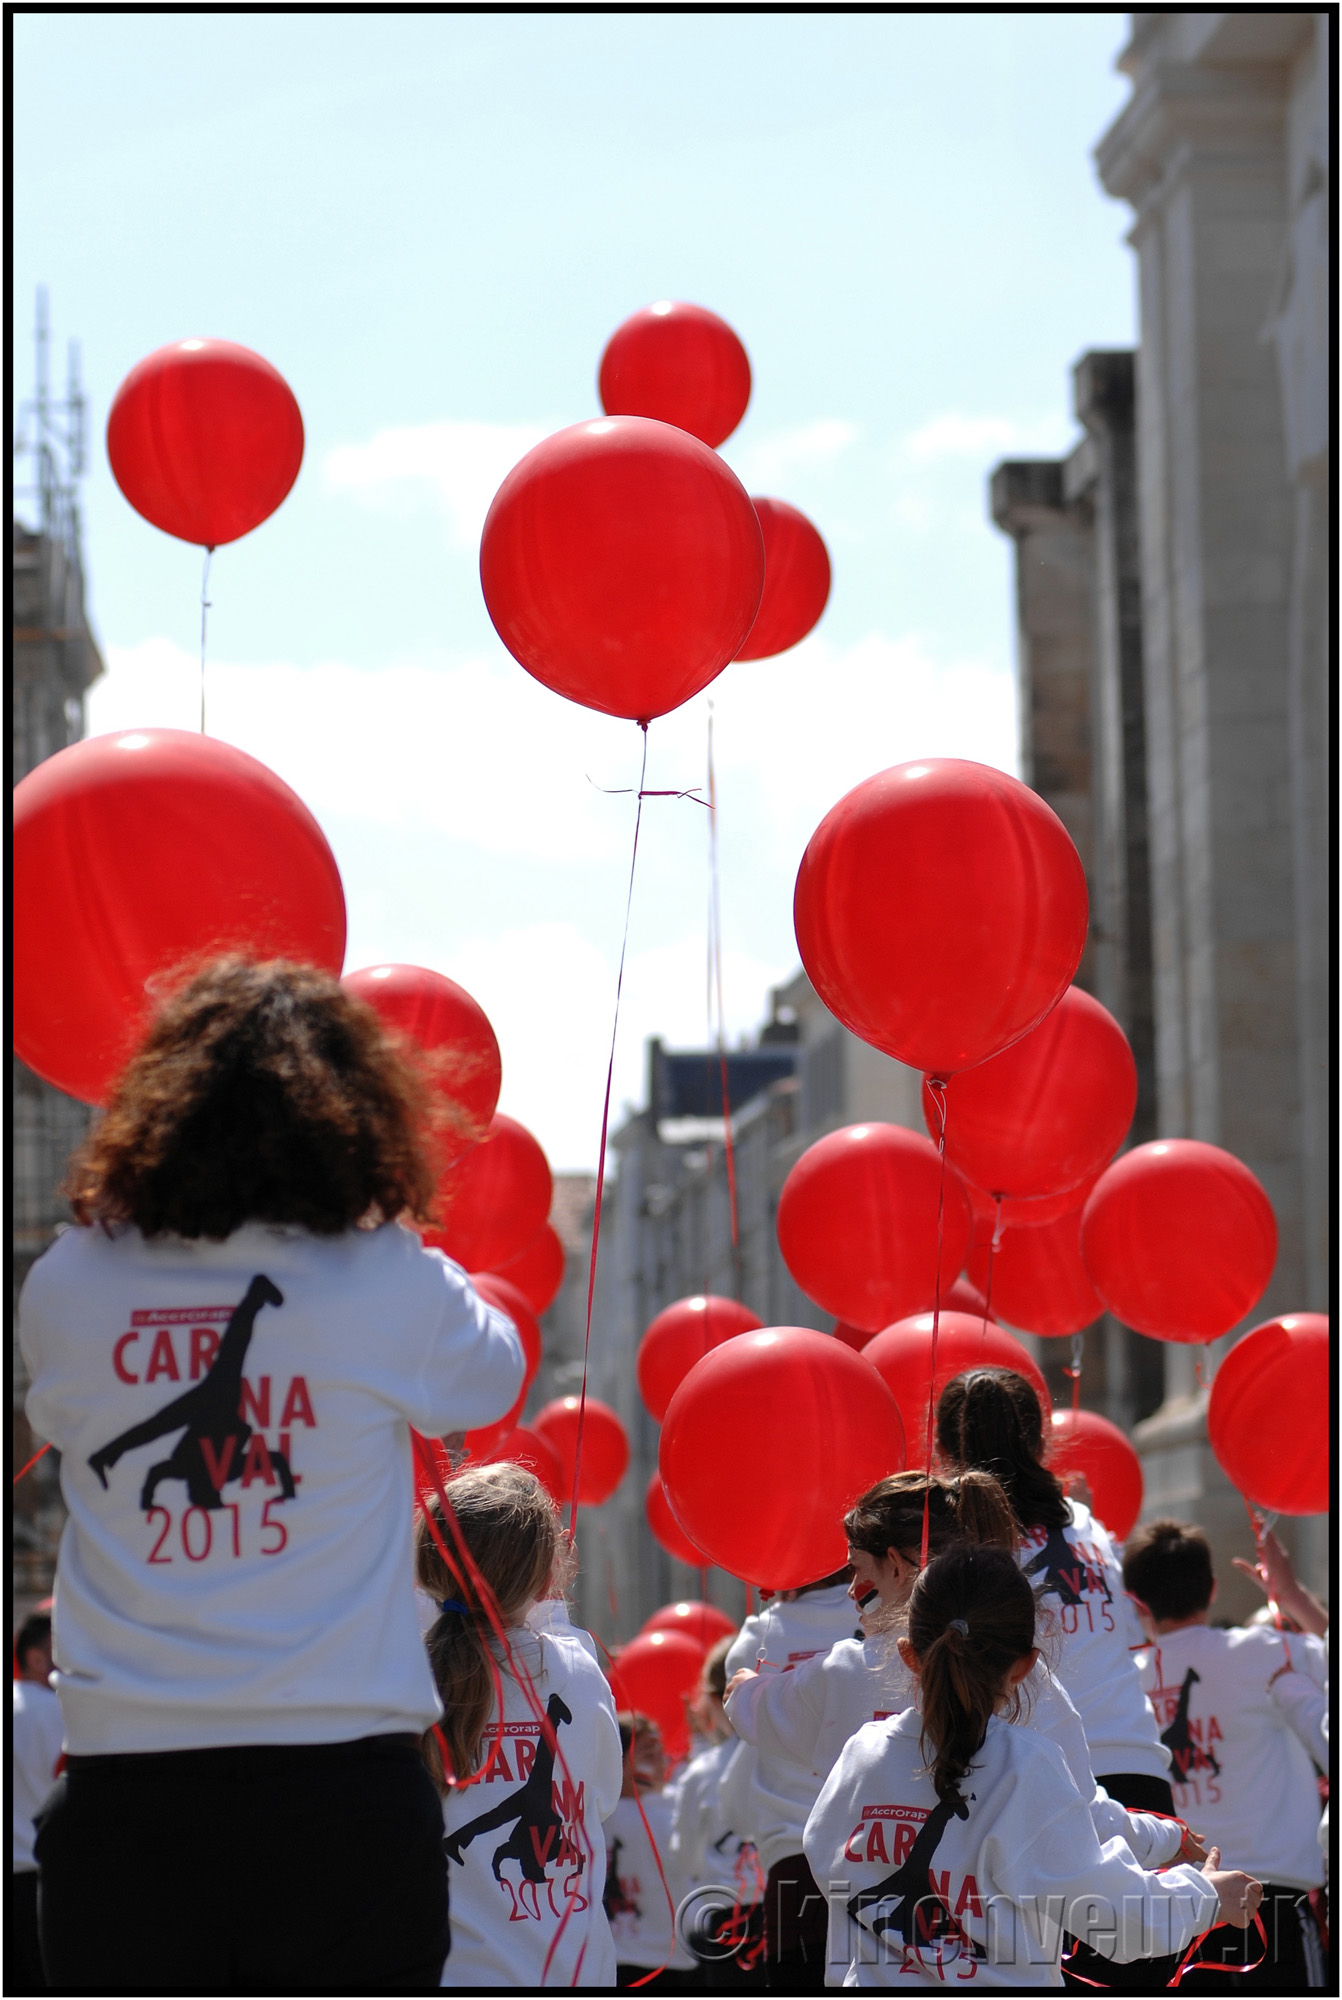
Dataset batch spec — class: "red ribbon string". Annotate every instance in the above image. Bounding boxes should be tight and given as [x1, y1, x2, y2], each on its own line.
[569, 723, 650, 1532]
[12, 1440, 53, 1485]
[921, 1078, 950, 1568]
[706, 710, 742, 1297]
[981, 1195, 1003, 1338]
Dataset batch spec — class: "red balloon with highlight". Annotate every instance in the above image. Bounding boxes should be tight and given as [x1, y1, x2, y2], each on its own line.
[607, 1630, 704, 1763]
[638, 1295, 764, 1422]
[598, 301, 751, 448]
[532, 1396, 629, 1507]
[107, 338, 304, 546]
[1049, 1410, 1144, 1542]
[429, 1114, 552, 1274]
[861, 1313, 1048, 1470]
[343, 963, 500, 1165]
[642, 1600, 737, 1649]
[1207, 1314, 1328, 1515]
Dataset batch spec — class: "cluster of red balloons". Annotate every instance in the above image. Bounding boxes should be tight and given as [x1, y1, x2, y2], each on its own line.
[480, 301, 831, 728]
[607, 1597, 737, 1761]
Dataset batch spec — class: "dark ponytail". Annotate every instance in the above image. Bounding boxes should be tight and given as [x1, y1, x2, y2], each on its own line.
[844, 1467, 1016, 1566]
[936, 1369, 1069, 1534]
[908, 1544, 1036, 1803]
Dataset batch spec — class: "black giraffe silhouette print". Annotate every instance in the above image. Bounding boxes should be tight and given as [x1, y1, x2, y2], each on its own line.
[444, 1695, 590, 1922]
[847, 1790, 986, 1971]
[89, 1275, 296, 1510]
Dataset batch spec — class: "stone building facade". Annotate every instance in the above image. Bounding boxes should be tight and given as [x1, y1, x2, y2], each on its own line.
[991, 11, 1329, 1610]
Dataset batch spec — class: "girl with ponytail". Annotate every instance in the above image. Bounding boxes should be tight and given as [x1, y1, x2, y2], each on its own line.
[804, 1544, 1260, 1986]
[936, 1369, 1173, 1823]
[417, 1463, 623, 1988]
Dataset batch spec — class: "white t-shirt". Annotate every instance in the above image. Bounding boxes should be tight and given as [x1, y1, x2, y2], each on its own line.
[723, 1583, 866, 1875]
[1015, 1501, 1169, 1779]
[726, 1640, 1180, 1871]
[670, 1734, 764, 1912]
[803, 1710, 1218, 1988]
[603, 1790, 696, 1970]
[20, 1220, 524, 1753]
[1135, 1623, 1327, 1889]
[12, 1679, 65, 1871]
[440, 1604, 622, 1988]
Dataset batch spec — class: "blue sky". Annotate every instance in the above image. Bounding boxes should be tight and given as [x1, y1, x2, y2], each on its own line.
[15, 12, 1136, 1169]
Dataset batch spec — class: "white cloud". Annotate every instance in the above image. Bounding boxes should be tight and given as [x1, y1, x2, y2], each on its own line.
[900, 410, 1075, 464]
[322, 419, 550, 548]
[726, 418, 859, 491]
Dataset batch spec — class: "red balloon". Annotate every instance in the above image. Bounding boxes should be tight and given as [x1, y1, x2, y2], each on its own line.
[468, 1274, 542, 1391]
[607, 1629, 705, 1763]
[642, 1600, 737, 1649]
[861, 1313, 1049, 1471]
[1081, 1141, 1277, 1342]
[794, 759, 1088, 1075]
[646, 1472, 710, 1567]
[532, 1397, 629, 1507]
[12, 730, 346, 1105]
[1048, 1410, 1144, 1542]
[964, 1173, 1103, 1248]
[463, 1383, 528, 1461]
[428, 1114, 552, 1274]
[659, 1328, 906, 1588]
[342, 964, 500, 1165]
[924, 988, 1136, 1200]
[988, 1211, 1105, 1339]
[598, 301, 751, 448]
[107, 339, 304, 546]
[942, 1277, 997, 1322]
[1207, 1314, 1328, 1515]
[487, 1222, 567, 1317]
[777, 1124, 973, 1333]
[734, 498, 832, 659]
[638, 1295, 764, 1421]
[479, 1424, 567, 1508]
[480, 417, 764, 724]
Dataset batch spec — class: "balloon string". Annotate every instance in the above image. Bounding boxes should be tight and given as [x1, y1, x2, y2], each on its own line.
[921, 1077, 950, 1567]
[1064, 1331, 1084, 1417]
[199, 545, 214, 733]
[12, 1440, 53, 1485]
[1242, 1494, 1284, 1631]
[569, 724, 650, 1534]
[981, 1195, 1003, 1339]
[707, 707, 742, 1296]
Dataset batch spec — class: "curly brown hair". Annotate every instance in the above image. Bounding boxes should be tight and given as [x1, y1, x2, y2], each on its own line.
[64, 956, 441, 1239]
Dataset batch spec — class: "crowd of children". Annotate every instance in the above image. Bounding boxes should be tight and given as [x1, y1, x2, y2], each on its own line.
[11, 960, 1330, 1993]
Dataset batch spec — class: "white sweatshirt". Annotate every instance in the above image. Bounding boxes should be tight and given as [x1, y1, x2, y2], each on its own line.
[20, 1220, 524, 1753]
[440, 1603, 622, 1988]
[1135, 1624, 1327, 1889]
[671, 1734, 765, 1911]
[803, 1710, 1219, 1987]
[1015, 1501, 1169, 1780]
[723, 1584, 866, 1875]
[12, 1679, 65, 1871]
[726, 1640, 1180, 1870]
[603, 1790, 696, 1970]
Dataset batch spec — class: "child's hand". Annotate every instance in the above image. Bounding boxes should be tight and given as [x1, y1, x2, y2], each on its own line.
[1202, 1848, 1262, 1929]
[1175, 1822, 1208, 1865]
[724, 1668, 757, 1698]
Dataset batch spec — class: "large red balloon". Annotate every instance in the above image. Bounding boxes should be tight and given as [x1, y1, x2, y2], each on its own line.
[988, 1211, 1105, 1339]
[1048, 1410, 1144, 1542]
[659, 1328, 906, 1588]
[777, 1124, 973, 1333]
[794, 760, 1088, 1075]
[480, 417, 764, 724]
[107, 339, 304, 547]
[1081, 1141, 1277, 1342]
[861, 1313, 1048, 1470]
[342, 964, 500, 1165]
[479, 1424, 567, 1508]
[598, 302, 751, 448]
[646, 1472, 710, 1567]
[608, 1630, 705, 1763]
[642, 1600, 737, 1649]
[638, 1295, 763, 1421]
[734, 498, 832, 659]
[427, 1114, 552, 1273]
[468, 1274, 542, 1391]
[532, 1397, 629, 1507]
[12, 730, 346, 1105]
[487, 1222, 567, 1317]
[1207, 1314, 1328, 1515]
[924, 988, 1136, 1200]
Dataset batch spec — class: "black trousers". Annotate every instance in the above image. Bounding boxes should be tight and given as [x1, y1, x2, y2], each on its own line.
[761, 1853, 829, 1991]
[34, 1733, 449, 1995]
[1062, 1771, 1180, 1992]
[8, 1871, 48, 1995]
